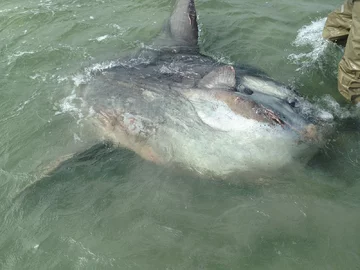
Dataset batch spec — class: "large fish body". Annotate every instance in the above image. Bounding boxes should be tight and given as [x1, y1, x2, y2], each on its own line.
[78, 0, 333, 176]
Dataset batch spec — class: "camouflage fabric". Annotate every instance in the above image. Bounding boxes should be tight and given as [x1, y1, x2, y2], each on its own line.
[323, 0, 360, 104]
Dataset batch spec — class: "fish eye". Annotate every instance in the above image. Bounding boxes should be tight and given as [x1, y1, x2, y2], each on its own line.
[288, 98, 298, 108]
[237, 84, 253, 95]
[243, 87, 254, 95]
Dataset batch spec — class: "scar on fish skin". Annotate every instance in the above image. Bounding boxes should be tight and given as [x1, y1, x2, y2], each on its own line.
[302, 124, 319, 141]
[97, 110, 164, 164]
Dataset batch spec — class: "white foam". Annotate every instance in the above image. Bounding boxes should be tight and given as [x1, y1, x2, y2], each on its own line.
[15, 100, 30, 113]
[313, 94, 352, 119]
[288, 18, 329, 71]
[57, 76, 68, 83]
[58, 60, 121, 122]
[95, 35, 109, 42]
[71, 60, 119, 86]
[73, 133, 82, 143]
[85, 61, 118, 73]
[110, 24, 122, 30]
[0, 7, 18, 13]
[72, 74, 88, 87]
[7, 51, 35, 65]
[89, 34, 118, 42]
[55, 92, 84, 122]
[61, 237, 115, 266]
[30, 74, 44, 81]
[15, 91, 39, 113]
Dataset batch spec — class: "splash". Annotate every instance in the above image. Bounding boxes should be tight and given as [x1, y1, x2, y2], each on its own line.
[313, 94, 352, 119]
[55, 60, 120, 120]
[71, 60, 119, 87]
[56, 54, 155, 119]
[288, 18, 331, 72]
[55, 91, 84, 122]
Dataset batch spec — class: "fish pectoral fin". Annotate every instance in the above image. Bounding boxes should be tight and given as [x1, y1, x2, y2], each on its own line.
[198, 65, 236, 90]
[17, 142, 113, 197]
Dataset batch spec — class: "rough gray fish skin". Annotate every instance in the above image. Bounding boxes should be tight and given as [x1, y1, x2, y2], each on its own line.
[80, 51, 332, 176]
[71, 0, 334, 176]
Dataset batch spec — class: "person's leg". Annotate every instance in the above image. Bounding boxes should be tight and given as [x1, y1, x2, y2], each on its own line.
[322, 0, 353, 45]
[338, 1, 360, 104]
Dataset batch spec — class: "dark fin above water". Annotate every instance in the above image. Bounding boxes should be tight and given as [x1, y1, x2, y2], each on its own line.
[198, 65, 236, 90]
[156, 0, 199, 49]
[170, 0, 198, 46]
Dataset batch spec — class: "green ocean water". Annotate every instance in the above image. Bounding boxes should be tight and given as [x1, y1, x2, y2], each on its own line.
[1, 0, 360, 269]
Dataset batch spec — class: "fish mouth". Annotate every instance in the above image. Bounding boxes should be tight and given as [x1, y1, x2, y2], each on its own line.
[255, 101, 328, 143]
[250, 101, 322, 142]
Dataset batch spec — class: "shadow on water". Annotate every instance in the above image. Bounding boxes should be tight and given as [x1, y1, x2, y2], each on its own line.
[3, 139, 359, 269]
[14, 142, 264, 218]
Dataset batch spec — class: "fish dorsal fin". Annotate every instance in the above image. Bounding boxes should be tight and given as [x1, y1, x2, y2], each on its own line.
[156, 0, 199, 49]
[198, 65, 236, 90]
[170, 0, 198, 47]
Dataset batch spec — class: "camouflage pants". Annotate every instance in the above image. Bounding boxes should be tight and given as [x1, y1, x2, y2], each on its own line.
[323, 0, 360, 104]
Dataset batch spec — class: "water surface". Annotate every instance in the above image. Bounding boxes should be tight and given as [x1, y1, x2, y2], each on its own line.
[1, 0, 360, 269]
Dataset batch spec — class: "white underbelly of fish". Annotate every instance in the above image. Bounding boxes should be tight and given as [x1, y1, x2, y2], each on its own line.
[178, 96, 311, 175]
